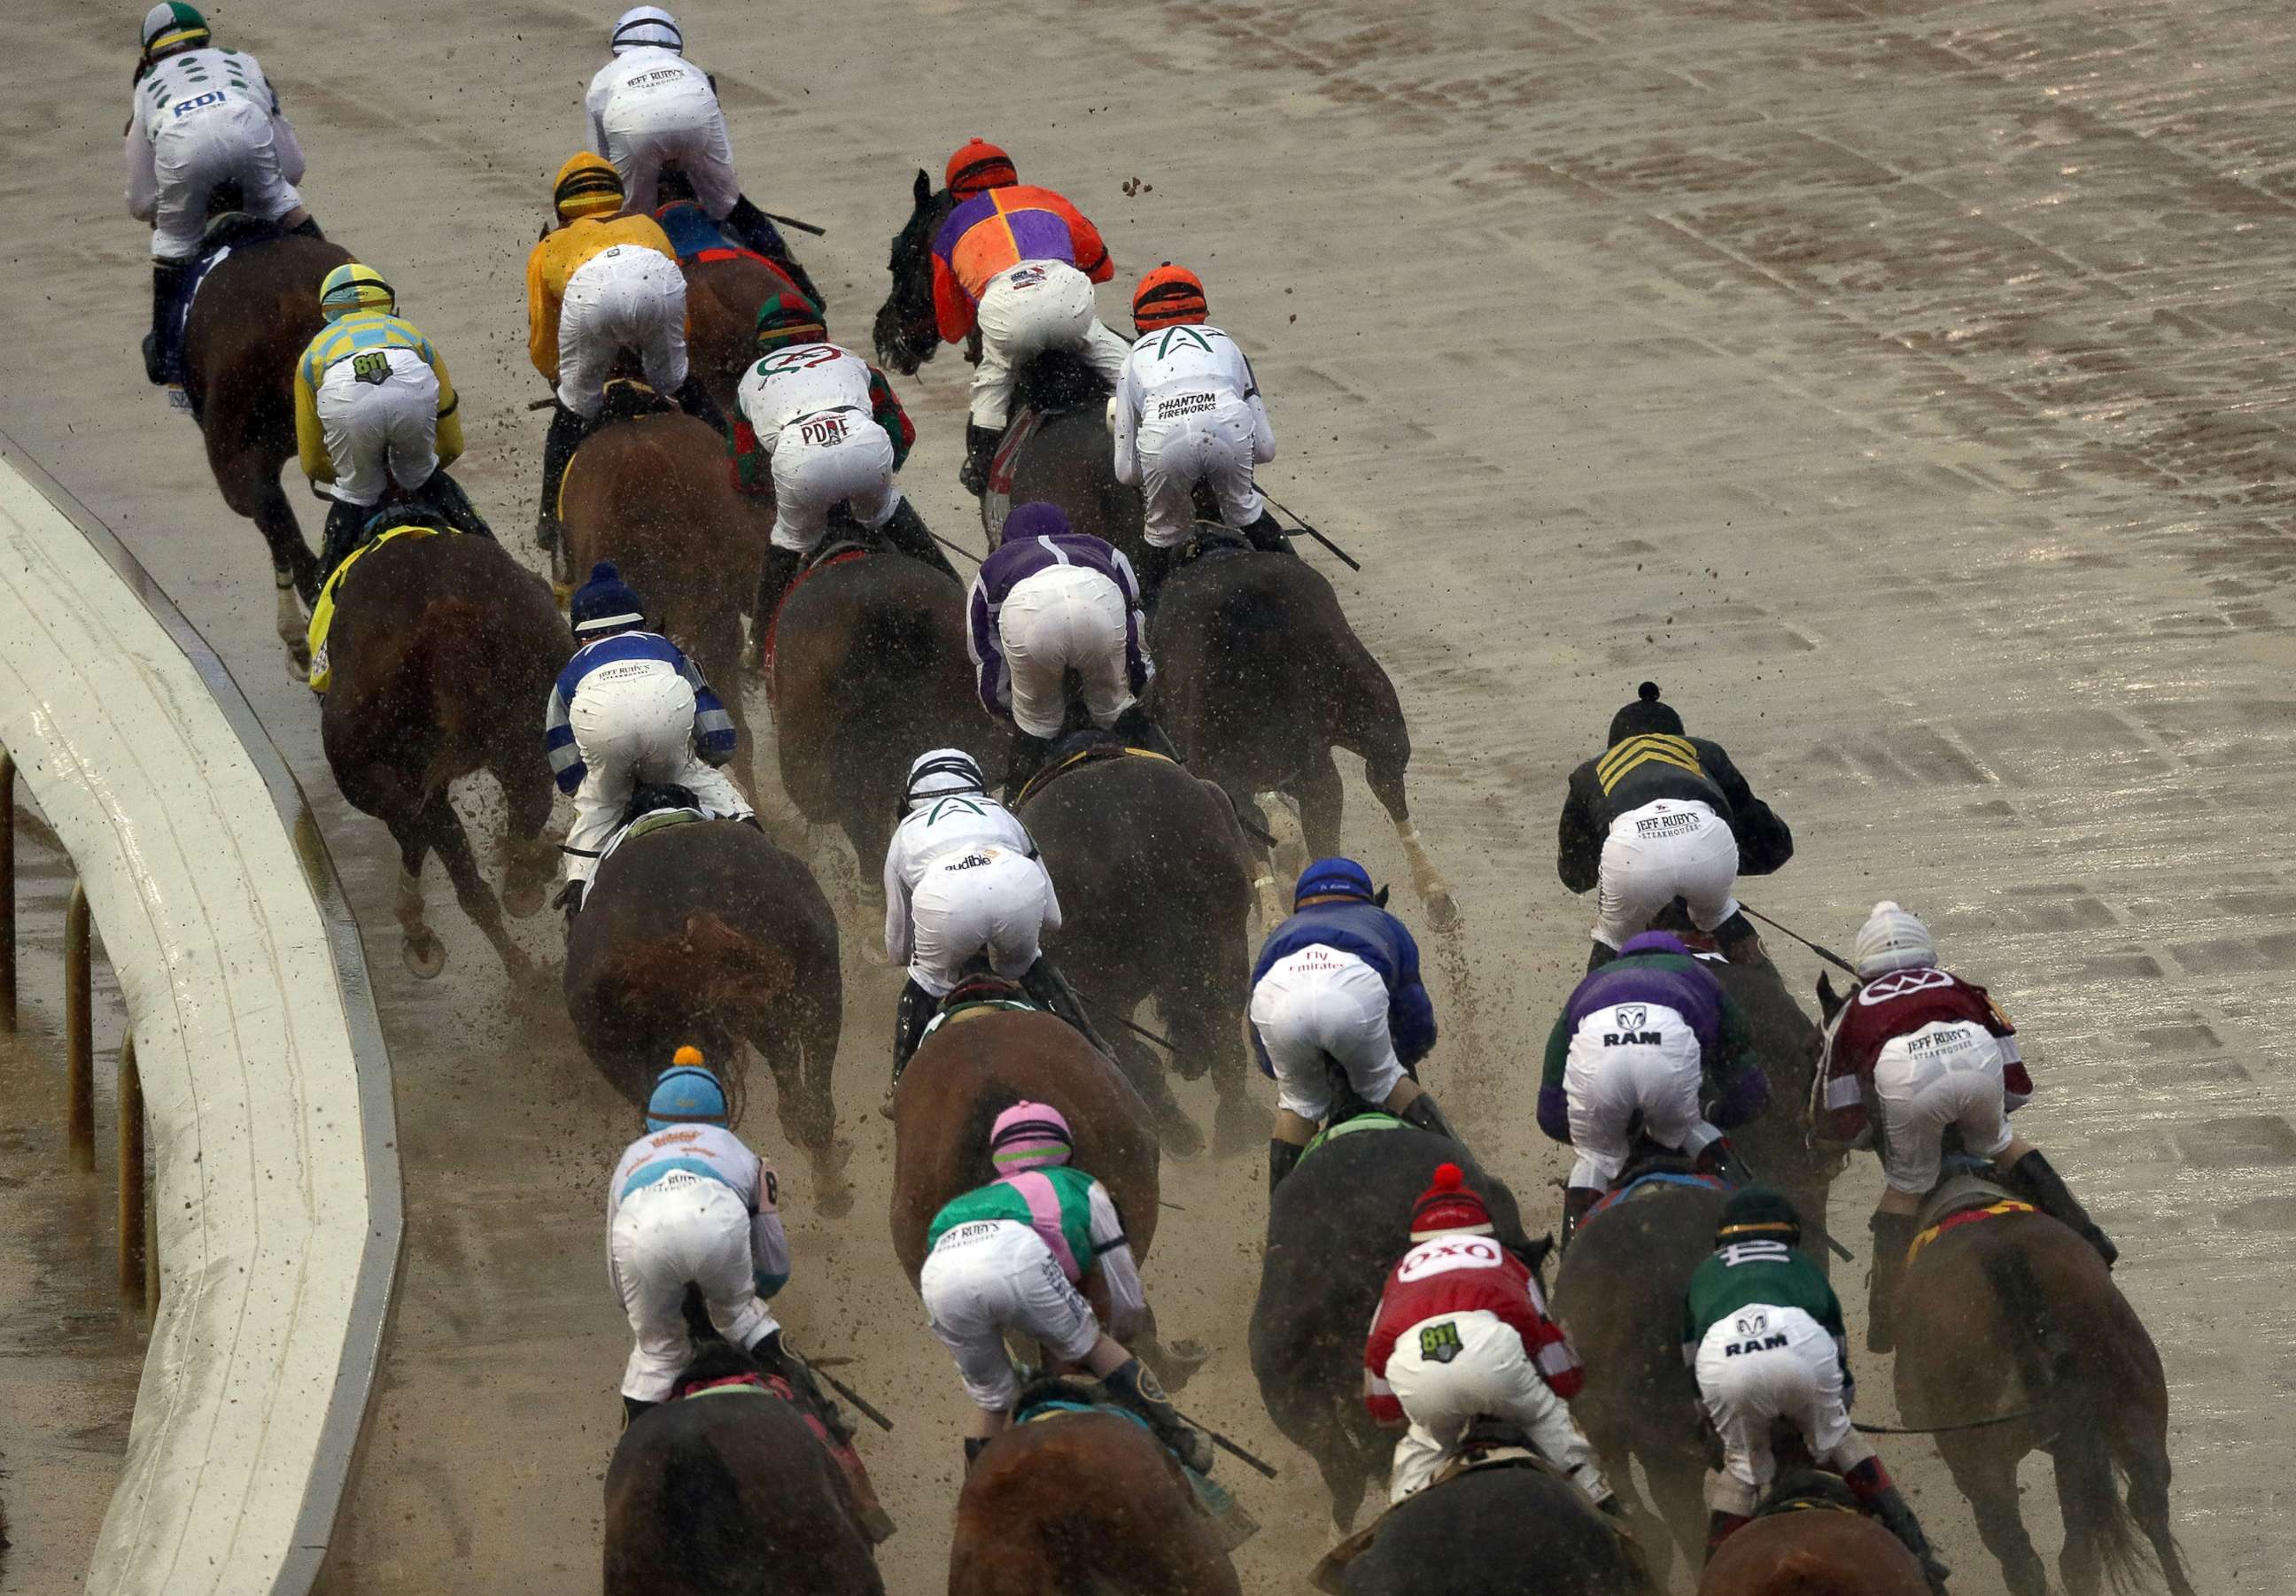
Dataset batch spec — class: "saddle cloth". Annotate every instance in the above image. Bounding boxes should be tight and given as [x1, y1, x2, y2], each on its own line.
[760, 546, 870, 687]
[596, 804, 705, 869]
[1907, 1171, 2035, 1266]
[981, 409, 1050, 533]
[1297, 1111, 1408, 1165]
[1012, 1381, 1255, 1551]
[671, 1372, 895, 1546]
[1581, 1168, 1725, 1231]
[305, 523, 447, 693]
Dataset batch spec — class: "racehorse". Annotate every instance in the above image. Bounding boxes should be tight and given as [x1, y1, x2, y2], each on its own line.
[604, 1342, 884, 1596]
[1148, 544, 1456, 929]
[1697, 1483, 1928, 1596]
[888, 1005, 1201, 1391]
[317, 528, 567, 983]
[1334, 1457, 1653, 1596]
[767, 546, 992, 895]
[560, 401, 768, 787]
[1019, 748, 1261, 1158]
[564, 816, 853, 1216]
[868, 170, 1144, 556]
[950, 1395, 1240, 1596]
[180, 217, 353, 653]
[1548, 1172, 1727, 1583]
[1249, 1122, 1538, 1530]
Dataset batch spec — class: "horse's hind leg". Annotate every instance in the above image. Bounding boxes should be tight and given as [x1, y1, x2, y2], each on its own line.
[1284, 748, 1346, 862]
[1228, 787, 1289, 927]
[1110, 1017, 1204, 1160]
[1641, 1440, 1712, 1578]
[490, 746, 561, 920]
[2126, 1440, 2196, 1596]
[1359, 749, 1457, 931]
[384, 817, 446, 980]
[1131, 1302, 1207, 1396]
[214, 443, 320, 616]
[759, 996, 852, 1218]
[1314, 1416, 1377, 1535]
[1938, 1434, 2049, 1596]
[423, 790, 537, 987]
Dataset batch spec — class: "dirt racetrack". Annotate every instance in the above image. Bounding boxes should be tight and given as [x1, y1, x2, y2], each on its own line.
[2, 0, 2289, 1590]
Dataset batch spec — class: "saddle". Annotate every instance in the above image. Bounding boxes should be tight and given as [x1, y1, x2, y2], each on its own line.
[304, 522, 451, 693]
[1174, 523, 1253, 569]
[1010, 1375, 1255, 1551]
[1012, 733, 1177, 808]
[1580, 1149, 1725, 1235]
[595, 376, 678, 427]
[917, 974, 1042, 1050]
[1754, 1467, 1865, 1521]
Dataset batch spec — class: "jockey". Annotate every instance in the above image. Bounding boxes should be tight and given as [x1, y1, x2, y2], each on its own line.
[1540, 930, 1769, 1242]
[583, 7, 808, 281]
[607, 1049, 792, 1424]
[736, 293, 959, 638]
[919, 1102, 1211, 1471]
[525, 152, 726, 554]
[1684, 1186, 1951, 1591]
[294, 264, 489, 580]
[930, 140, 1129, 494]
[1112, 263, 1284, 608]
[126, 3, 320, 385]
[544, 562, 752, 919]
[1364, 1163, 1617, 1512]
[880, 748, 1104, 1100]
[1823, 901, 2117, 1351]
[1557, 683, 1795, 972]
[1252, 857, 1457, 1191]
[966, 503, 1175, 801]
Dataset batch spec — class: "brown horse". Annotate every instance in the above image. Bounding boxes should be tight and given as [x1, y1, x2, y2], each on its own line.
[1896, 1207, 2190, 1596]
[182, 222, 353, 649]
[768, 548, 993, 891]
[682, 247, 809, 420]
[888, 1007, 1200, 1389]
[1334, 1458, 1654, 1596]
[605, 1344, 884, 1596]
[563, 817, 853, 1215]
[561, 405, 768, 787]
[1148, 545, 1455, 929]
[1548, 1177, 1728, 1584]
[1019, 750, 1263, 1158]
[950, 1406, 1240, 1596]
[318, 528, 568, 983]
[1699, 1502, 1928, 1595]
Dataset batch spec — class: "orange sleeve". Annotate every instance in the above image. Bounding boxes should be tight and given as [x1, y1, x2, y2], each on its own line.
[525, 236, 559, 384]
[932, 252, 976, 345]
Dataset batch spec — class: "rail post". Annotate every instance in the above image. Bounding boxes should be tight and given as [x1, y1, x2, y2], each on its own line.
[0, 745, 14, 1031]
[66, 878, 93, 1171]
[119, 1031, 147, 1308]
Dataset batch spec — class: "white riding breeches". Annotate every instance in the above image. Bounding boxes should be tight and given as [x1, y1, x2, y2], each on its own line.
[1383, 1309, 1605, 1504]
[563, 667, 749, 886]
[555, 245, 689, 418]
[906, 845, 1053, 998]
[997, 563, 1135, 737]
[1248, 945, 1406, 1121]
[970, 261, 1130, 429]
[1136, 399, 1265, 548]
[314, 346, 439, 507]
[1562, 1007, 1721, 1189]
[1592, 800, 1740, 950]
[150, 100, 304, 259]
[768, 413, 900, 554]
[920, 1219, 1100, 1414]
[1693, 1306, 1872, 1514]
[605, 105, 741, 219]
[609, 1173, 779, 1400]
[1872, 1021, 2016, 1195]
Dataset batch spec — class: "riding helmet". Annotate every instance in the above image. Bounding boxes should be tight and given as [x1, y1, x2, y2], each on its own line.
[570, 562, 647, 638]
[646, 1046, 727, 1131]
[989, 1100, 1072, 1172]
[319, 263, 396, 323]
[1606, 680, 1686, 747]
[553, 152, 626, 222]
[1292, 856, 1376, 910]
[1132, 264, 1208, 334]
[902, 748, 989, 814]
[946, 138, 1018, 199]
[1409, 1163, 1495, 1241]
[1716, 1184, 1803, 1248]
[1854, 901, 1936, 979]
[999, 502, 1072, 544]
[753, 291, 827, 352]
[141, 2, 209, 57]
[609, 5, 683, 53]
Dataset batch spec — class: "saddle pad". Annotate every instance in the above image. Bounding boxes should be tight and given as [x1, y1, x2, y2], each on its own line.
[597, 806, 705, 868]
[1907, 1198, 2036, 1266]
[1583, 1169, 1724, 1226]
[1914, 1170, 2018, 1231]
[1012, 743, 1175, 809]
[305, 523, 445, 693]
[918, 997, 1036, 1044]
[1298, 1112, 1408, 1164]
[761, 548, 870, 688]
[981, 409, 1049, 533]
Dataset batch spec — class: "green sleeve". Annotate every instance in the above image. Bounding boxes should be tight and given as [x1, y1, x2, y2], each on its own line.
[1710, 988, 1759, 1084]
[1543, 1008, 1574, 1090]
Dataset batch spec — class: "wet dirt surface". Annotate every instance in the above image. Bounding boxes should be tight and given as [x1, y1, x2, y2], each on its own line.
[3, 0, 2290, 1589]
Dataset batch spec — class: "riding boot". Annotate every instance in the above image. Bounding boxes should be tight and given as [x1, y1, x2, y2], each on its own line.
[1242, 508, 1292, 554]
[1134, 541, 1174, 611]
[537, 402, 586, 554]
[1396, 1091, 1461, 1143]
[1866, 1212, 1918, 1353]
[420, 466, 494, 539]
[672, 371, 728, 437]
[318, 499, 368, 585]
[621, 1394, 655, 1429]
[1844, 1459, 1951, 1592]
[877, 496, 960, 581]
[722, 195, 790, 261]
[890, 978, 935, 1087]
[1002, 726, 1053, 806]
[1560, 1185, 1602, 1251]
[1714, 910, 1768, 967]
[1100, 1357, 1214, 1475]
[1109, 701, 1183, 763]
[145, 259, 192, 385]
[1586, 940, 1617, 973]
[1019, 957, 1112, 1055]
[1268, 1137, 1304, 1194]
[751, 1329, 852, 1443]
[287, 215, 325, 240]
[960, 422, 1004, 498]
[1703, 1510, 1751, 1562]
[2002, 1149, 2118, 1269]
[1694, 1137, 1749, 1189]
[753, 544, 805, 665]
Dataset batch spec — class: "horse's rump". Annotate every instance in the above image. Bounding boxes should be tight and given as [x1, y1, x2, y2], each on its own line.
[1697, 1497, 1925, 1596]
[1338, 1460, 1652, 1596]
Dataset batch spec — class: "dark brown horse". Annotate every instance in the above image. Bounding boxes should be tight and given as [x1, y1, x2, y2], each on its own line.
[1335, 1459, 1654, 1596]
[1896, 1208, 2190, 1596]
[1148, 546, 1456, 928]
[561, 405, 769, 790]
[182, 223, 353, 648]
[1249, 1123, 1536, 1530]
[682, 247, 810, 421]
[605, 1344, 884, 1596]
[318, 528, 568, 983]
[563, 817, 853, 1215]
[1549, 1178, 1728, 1584]
[1019, 750, 1262, 1158]
[1698, 1501, 1927, 1595]
[888, 1007, 1199, 1389]
[950, 1406, 1240, 1596]
[767, 548, 993, 892]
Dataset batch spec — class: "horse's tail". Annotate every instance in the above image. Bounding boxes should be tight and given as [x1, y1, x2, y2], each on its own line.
[679, 911, 797, 1035]
[418, 594, 494, 800]
[1979, 1240, 2150, 1592]
[849, 592, 936, 678]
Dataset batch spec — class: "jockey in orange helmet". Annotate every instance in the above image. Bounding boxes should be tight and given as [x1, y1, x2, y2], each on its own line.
[928, 140, 1130, 495]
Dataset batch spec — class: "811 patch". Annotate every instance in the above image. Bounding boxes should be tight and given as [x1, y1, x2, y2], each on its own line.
[1417, 1320, 1463, 1365]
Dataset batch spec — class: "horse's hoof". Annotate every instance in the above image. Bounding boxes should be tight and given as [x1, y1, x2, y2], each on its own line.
[1157, 1110, 1206, 1160]
[1423, 884, 1459, 930]
[857, 940, 891, 971]
[1213, 1097, 1272, 1158]
[401, 934, 446, 980]
[501, 879, 546, 919]
[1160, 1337, 1211, 1390]
[815, 1179, 857, 1220]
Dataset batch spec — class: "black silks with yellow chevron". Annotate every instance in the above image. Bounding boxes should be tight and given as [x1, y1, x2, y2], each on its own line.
[1596, 732, 1706, 794]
